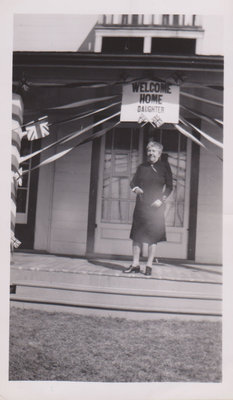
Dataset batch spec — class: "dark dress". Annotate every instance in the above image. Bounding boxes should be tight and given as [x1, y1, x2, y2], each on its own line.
[130, 158, 173, 245]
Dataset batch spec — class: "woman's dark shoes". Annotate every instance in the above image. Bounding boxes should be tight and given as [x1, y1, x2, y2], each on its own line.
[123, 265, 140, 273]
[145, 266, 152, 276]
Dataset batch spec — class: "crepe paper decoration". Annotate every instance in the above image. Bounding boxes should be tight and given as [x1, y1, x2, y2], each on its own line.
[176, 120, 223, 161]
[180, 91, 223, 108]
[180, 105, 222, 127]
[20, 110, 121, 163]
[174, 123, 206, 149]
[13, 76, 165, 90]
[12, 100, 121, 135]
[51, 101, 121, 128]
[181, 118, 223, 149]
[181, 82, 223, 91]
[81, 121, 121, 145]
[214, 118, 223, 126]
[21, 122, 120, 176]
[48, 95, 119, 110]
[60, 111, 121, 144]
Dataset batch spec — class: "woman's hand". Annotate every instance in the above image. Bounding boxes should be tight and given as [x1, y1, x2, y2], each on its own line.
[151, 199, 163, 208]
[133, 187, 144, 195]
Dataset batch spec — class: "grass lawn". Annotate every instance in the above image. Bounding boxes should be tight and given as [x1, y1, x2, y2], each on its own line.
[9, 306, 221, 382]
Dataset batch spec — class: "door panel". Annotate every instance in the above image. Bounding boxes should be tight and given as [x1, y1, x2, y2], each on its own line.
[94, 126, 191, 259]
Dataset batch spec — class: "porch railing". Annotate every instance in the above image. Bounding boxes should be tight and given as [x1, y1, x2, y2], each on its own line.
[97, 14, 202, 28]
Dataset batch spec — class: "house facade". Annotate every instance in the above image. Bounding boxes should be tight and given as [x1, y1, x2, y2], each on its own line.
[13, 14, 223, 264]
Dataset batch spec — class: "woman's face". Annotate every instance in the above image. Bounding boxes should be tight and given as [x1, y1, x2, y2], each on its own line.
[147, 146, 162, 164]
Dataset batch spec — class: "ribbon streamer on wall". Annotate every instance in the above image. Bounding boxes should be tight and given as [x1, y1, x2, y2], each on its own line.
[174, 122, 207, 149]
[20, 122, 120, 177]
[180, 105, 223, 128]
[48, 95, 119, 110]
[180, 91, 223, 108]
[20, 110, 121, 163]
[180, 117, 223, 149]
[12, 100, 121, 135]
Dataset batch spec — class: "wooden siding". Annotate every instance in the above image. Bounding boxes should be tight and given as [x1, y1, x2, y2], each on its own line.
[34, 125, 92, 256]
[195, 120, 223, 264]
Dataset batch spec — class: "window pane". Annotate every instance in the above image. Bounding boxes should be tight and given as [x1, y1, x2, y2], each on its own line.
[114, 128, 131, 149]
[103, 152, 112, 176]
[103, 177, 110, 197]
[21, 173, 29, 188]
[164, 200, 175, 226]
[105, 132, 112, 149]
[101, 200, 109, 220]
[129, 201, 135, 221]
[114, 153, 128, 174]
[166, 151, 187, 227]
[111, 200, 128, 222]
[101, 128, 139, 224]
[16, 189, 27, 213]
[132, 131, 139, 149]
[111, 177, 129, 199]
[131, 150, 139, 175]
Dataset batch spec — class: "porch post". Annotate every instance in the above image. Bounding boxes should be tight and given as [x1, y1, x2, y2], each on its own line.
[143, 36, 152, 53]
[11, 93, 24, 251]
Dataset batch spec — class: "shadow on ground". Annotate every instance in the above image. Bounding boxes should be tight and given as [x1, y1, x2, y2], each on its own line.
[88, 259, 126, 272]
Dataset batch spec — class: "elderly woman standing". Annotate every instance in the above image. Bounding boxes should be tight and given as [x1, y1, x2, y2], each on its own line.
[124, 140, 173, 276]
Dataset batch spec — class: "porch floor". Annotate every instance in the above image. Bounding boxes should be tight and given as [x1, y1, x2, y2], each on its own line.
[11, 251, 221, 283]
[10, 252, 222, 320]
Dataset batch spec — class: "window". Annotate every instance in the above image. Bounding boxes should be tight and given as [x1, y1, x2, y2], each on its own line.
[101, 37, 144, 53]
[132, 15, 138, 25]
[145, 128, 187, 228]
[122, 14, 128, 24]
[151, 38, 196, 55]
[173, 15, 179, 25]
[101, 128, 140, 223]
[162, 15, 170, 25]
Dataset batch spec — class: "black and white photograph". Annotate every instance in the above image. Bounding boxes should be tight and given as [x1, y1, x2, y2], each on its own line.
[1, 1, 233, 400]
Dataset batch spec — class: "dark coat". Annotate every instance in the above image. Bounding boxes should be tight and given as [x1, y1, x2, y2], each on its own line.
[130, 159, 173, 244]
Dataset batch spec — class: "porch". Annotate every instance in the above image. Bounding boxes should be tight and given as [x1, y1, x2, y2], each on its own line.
[10, 251, 222, 320]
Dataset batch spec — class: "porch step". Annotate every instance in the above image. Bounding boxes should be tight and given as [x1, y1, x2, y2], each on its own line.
[11, 268, 221, 293]
[10, 269, 222, 318]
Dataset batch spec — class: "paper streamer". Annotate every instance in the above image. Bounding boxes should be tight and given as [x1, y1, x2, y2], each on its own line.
[180, 91, 223, 108]
[20, 110, 121, 163]
[22, 122, 120, 175]
[180, 118, 223, 149]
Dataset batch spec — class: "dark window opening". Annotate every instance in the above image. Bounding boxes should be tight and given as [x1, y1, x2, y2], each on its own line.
[173, 15, 179, 25]
[162, 15, 170, 25]
[122, 15, 128, 24]
[151, 38, 196, 55]
[102, 37, 144, 54]
[132, 15, 138, 24]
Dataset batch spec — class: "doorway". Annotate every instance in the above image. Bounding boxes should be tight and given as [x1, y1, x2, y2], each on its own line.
[94, 124, 192, 259]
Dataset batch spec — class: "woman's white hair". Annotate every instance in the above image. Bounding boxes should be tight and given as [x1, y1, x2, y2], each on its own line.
[146, 141, 163, 152]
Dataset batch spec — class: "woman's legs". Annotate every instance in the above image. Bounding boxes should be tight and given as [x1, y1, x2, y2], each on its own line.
[132, 241, 141, 266]
[147, 243, 157, 267]
[123, 241, 141, 273]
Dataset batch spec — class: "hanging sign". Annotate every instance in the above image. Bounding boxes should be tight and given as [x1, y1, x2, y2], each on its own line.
[120, 80, 180, 127]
